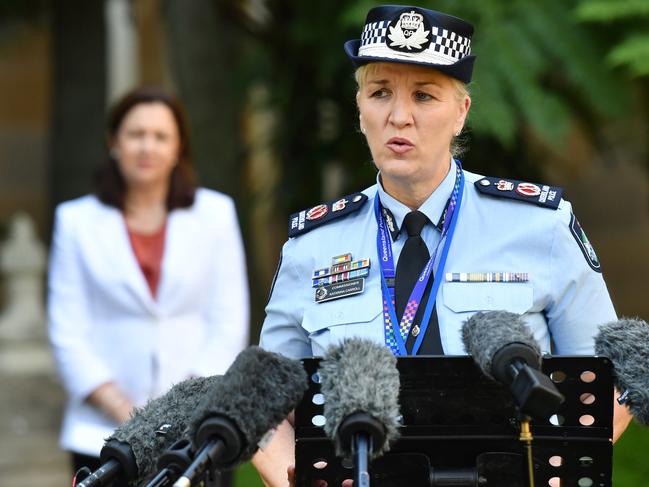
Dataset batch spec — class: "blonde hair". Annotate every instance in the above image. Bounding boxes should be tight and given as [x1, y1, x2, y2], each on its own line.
[355, 63, 470, 157]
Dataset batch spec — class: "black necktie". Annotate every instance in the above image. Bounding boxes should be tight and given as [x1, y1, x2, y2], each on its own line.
[395, 211, 443, 354]
[395, 211, 430, 318]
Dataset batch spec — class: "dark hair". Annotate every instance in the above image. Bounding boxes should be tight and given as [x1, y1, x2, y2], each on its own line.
[94, 86, 196, 210]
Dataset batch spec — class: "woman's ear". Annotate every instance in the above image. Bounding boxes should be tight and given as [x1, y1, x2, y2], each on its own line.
[359, 114, 366, 134]
[454, 96, 471, 135]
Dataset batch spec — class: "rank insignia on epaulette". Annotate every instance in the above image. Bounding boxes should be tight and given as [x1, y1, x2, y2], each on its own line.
[288, 193, 368, 238]
[475, 177, 563, 210]
[312, 253, 370, 301]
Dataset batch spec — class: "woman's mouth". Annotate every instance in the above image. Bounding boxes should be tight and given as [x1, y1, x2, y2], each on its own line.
[386, 137, 414, 154]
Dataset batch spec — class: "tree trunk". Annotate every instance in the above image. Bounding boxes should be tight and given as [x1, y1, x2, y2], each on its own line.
[163, 0, 244, 201]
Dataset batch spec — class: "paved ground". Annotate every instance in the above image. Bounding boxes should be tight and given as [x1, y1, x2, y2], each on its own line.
[0, 337, 71, 487]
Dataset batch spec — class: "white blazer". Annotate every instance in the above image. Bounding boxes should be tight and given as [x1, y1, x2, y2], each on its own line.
[47, 188, 249, 456]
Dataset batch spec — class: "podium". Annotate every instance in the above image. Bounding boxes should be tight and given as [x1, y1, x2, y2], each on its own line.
[295, 356, 613, 486]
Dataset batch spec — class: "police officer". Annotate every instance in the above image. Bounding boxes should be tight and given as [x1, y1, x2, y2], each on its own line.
[253, 5, 632, 486]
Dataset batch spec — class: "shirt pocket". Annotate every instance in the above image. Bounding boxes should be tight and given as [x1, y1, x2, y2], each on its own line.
[442, 282, 533, 314]
[301, 290, 382, 355]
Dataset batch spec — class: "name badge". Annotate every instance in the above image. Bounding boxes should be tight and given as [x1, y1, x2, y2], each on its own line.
[315, 278, 365, 303]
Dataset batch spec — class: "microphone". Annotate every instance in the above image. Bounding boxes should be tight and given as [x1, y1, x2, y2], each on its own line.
[319, 338, 401, 487]
[74, 375, 219, 487]
[173, 346, 308, 487]
[595, 318, 649, 425]
[462, 311, 564, 419]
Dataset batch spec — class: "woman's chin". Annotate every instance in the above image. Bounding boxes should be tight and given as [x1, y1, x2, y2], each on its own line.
[379, 165, 421, 186]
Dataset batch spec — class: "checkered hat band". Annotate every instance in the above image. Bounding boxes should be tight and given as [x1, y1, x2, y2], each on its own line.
[360, 22, 471, 64]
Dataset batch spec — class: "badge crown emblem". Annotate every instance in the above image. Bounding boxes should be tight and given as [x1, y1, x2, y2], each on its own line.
[400, 10, 423, 32]
[388, 11, 430, 51]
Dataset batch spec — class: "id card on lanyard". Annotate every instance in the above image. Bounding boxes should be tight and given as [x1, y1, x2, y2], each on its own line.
[375, 161, 465, 356]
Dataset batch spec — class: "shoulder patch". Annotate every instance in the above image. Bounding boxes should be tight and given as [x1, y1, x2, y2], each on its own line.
[288, 193, 368, 238]
[570, 213, 602, 273]
[475, 177, 563, 210]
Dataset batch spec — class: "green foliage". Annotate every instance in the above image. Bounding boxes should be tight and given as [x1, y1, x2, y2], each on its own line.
[241, 0, 379, 212]
[576, 0, 649, 21]
[613, 421, 649, 486]
[608, 34, 649, 76]
[234, 462, 264, 486]
[577, 0, 649, 78]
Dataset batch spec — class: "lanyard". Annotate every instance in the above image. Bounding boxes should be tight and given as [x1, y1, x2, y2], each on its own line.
[375, 162, 464, 356]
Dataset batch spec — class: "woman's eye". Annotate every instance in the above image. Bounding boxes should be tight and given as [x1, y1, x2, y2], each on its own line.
[414, 91, 433, 101]
[370, 88, 389, 98]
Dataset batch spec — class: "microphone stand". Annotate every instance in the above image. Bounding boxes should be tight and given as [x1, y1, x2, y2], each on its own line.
[74, 460, 122, 487]
[517, 414, 535, 487]
[352, 432, 371, 487]
[143, 439, 195, 487]
[338, 413, 386, 487]
[173, 438, 226, 487]
[74, 440, 137, 487]
[172, 416, 242, 487]
[492, 349, 564, 487]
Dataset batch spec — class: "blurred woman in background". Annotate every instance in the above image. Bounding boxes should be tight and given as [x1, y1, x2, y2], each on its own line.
[47, 86, 249, 486]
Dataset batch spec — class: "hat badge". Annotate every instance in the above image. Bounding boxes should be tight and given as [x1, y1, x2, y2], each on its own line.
[388, 9, 430, 52]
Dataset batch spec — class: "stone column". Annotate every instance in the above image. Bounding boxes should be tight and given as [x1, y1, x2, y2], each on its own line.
[0, 212, 46, 340]
[106, 0, 139, 103]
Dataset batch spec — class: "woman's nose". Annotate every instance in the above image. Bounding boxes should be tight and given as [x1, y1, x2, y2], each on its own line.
[388, 95, 414, 128]
[140, 134, 155, 152]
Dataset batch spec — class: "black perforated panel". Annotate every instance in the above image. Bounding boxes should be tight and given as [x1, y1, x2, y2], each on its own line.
[295, 356, 613, 487]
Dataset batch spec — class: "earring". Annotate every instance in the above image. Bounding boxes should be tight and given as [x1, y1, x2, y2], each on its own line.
[360, 126, 366, 135]
[455, 129, 462, 137]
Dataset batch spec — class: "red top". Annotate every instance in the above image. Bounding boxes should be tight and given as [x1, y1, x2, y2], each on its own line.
[127, 222, 167, 299]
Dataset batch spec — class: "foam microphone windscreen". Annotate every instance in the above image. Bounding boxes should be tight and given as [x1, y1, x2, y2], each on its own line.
[188, 346, 308, 465]
[595, 318, 649, 425]
[319, 338, 401, 458]
[462, 310, 542, 381]
[108, 375, 219, 480]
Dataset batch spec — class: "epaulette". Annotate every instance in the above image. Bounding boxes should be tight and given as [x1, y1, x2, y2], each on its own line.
[288, 193, 368, 238]
[475, 177, 563, 210]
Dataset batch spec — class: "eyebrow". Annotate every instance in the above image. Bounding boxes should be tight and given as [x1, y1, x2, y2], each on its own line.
[367, 79, 442, 87]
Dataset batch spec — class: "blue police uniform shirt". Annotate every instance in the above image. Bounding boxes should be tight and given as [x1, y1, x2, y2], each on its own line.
[260, 158, 617, 359]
